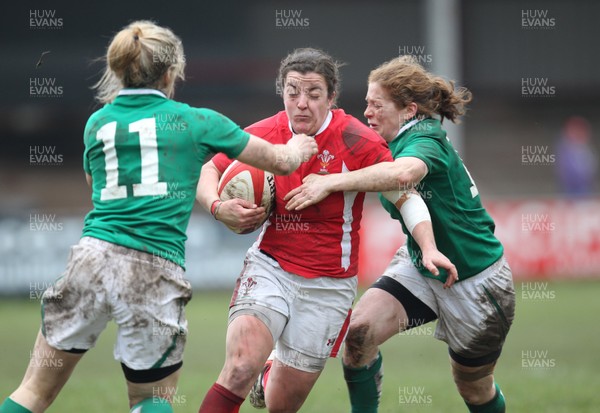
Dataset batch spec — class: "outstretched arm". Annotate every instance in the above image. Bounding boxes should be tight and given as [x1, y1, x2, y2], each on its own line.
[284, 156, 427, 210]
[197, 133, 317, 232]
[236, 133, 317, 176]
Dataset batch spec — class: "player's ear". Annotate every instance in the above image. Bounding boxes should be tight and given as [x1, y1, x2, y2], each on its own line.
[162, 70, 172, 88]
[328, 91, 336, 108]
[407, 102, 418, 118]
[159, 68, 176, 94]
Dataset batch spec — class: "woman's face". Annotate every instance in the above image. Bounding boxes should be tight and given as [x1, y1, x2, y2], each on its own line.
[283, 71, 334, 136]
[364, 82, 412, 141]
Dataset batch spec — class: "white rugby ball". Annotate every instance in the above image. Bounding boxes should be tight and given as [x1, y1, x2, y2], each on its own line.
[217, 161, 275, 234]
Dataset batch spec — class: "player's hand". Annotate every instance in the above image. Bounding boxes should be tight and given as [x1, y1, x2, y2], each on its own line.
[421, 248, 459, 289]
[215, 199, 266, 232]
[284, 173, 332, 210]
[286, 134, 318, 164]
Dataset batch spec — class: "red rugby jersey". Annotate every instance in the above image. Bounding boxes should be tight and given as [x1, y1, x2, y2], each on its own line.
[212, 109, 392, 278]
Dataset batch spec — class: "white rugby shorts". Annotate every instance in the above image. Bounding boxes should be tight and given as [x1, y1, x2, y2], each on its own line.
[42, 237, 191, 370]
[381, 246, 515, 361]
[229, 246, 356, 372]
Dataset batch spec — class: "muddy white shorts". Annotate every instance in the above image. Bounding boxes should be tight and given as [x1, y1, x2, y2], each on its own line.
[229, 246, 357, 372]
[379, 246, 515, 364]
[42, 237, 192, 370]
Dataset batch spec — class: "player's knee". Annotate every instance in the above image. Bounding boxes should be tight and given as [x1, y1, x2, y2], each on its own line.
[344, 321, 373, 363]
[123, 362, 182, 406]
[452, 376, 478, 403]
[224, 357, 263, 389]
[451, 361, 495, 404]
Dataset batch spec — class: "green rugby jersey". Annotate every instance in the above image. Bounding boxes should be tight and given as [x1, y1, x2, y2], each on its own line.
[82, 89, 250, 268]
[379, 117, 503, 282]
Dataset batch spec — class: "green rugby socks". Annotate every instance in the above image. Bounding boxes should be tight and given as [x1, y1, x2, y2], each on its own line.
[343, 352, 383, 413]
[465, 383, 505, 413]
[130, 397, 173, 413]
[0, 398, 33, 413]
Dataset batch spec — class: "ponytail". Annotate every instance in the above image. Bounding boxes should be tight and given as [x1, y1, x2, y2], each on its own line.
[429, 77, 471, 123]
[93, 20, 185, 104]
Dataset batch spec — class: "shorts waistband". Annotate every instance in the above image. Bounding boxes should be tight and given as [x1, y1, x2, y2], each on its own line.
[79, 237, 183, 272]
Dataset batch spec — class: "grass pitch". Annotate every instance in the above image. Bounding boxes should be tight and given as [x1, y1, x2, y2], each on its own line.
[1, 281, 599, 412]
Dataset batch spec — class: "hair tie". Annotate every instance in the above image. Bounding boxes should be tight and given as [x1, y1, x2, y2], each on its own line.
[133, 34, 139, 41]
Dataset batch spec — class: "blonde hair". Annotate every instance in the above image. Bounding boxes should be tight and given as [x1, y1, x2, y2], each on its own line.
[94, 20, 185, 103]
[369, 55, 472, 123]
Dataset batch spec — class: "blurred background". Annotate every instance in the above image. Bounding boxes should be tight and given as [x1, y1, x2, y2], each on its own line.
[0, 0, 598, 290]
[1, 1, 600, 412]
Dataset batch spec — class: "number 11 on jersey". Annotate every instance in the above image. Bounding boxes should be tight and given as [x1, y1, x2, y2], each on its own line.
[95, 117, 168, 201]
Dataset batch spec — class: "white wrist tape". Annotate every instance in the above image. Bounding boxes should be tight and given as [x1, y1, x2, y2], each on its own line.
[381, 189, 406, 205]
[399, 193, 431, 234]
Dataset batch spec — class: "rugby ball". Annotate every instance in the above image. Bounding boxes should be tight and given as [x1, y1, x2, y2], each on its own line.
[217, 161, 275, 234]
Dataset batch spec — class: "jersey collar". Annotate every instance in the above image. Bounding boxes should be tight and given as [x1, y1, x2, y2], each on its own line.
[118, 89, 167, 98]
[288, 110, 333, 137]
[397, 117, 422, 137]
